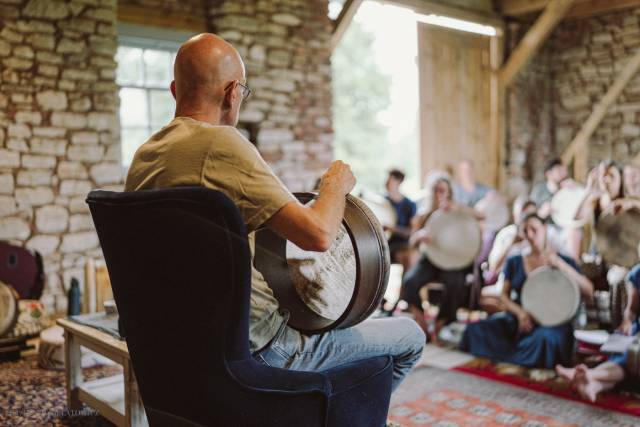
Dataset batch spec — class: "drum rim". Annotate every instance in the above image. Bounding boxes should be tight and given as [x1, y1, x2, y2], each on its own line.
[421, 209, 482, 270]
[521, 266, 580, 327]
[0, 281, 19, 338]
[254, 192, 390, 334]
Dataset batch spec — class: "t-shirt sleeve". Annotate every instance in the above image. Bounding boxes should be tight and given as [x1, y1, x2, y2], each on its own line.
[203, 128, 296, 232]
[627, 265, 640, 293]
[409, 199, 417, 218]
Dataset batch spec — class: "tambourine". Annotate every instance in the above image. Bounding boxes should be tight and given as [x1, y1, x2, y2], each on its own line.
[550, 186, 590, 229]
[254, 193, 390, 334]
[420, 209, 481, 270]
[521, 266, 580, 327]
[474, 194, 509, 232]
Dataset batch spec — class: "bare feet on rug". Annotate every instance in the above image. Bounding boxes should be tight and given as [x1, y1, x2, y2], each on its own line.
[555, 364, 601, 402]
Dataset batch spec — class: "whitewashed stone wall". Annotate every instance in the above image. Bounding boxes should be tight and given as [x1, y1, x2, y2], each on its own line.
[0, 0, 334, 313]
[506, 8, 640, 193]
[0, 0, 121, 312]
[209, 0, 334, 191]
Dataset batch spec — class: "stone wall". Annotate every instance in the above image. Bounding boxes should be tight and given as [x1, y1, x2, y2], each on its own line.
[0, 0, 121, 312]
[208, 0, 334, 190]
[506, 7, 640, 193]
[0, 0, 334, 313]
[119, 0, 205, 16]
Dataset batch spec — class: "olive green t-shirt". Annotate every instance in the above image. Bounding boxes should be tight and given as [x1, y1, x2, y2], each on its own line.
[124, 116, 296, 352]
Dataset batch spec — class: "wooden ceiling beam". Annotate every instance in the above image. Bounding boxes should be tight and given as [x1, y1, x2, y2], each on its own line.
[498, 0, 574, 88]
[331, 0, 364, 50]
[562, 49, 640, 177]
[496, 0, 640, 19]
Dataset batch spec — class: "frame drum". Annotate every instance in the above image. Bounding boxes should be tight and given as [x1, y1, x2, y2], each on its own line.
[254, 193, 390, 334]
[0, 281, 18, 337]
[420, 210, 481, 271]
[475, 195, 509, 232]
[521, 267, 580, 327]
[550, 187, 590, 229]
[595, 201, 640, 268]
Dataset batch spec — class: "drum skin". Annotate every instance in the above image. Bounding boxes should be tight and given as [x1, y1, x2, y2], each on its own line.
[0, 281, 19, 337]
[550, 186, 590, 229]
[474, 196, 509, 232]
[521, 267, 580, 327]
[595, 202, 640, 268]
[254, 193, 390, 334]
[421, 210, 481, 271]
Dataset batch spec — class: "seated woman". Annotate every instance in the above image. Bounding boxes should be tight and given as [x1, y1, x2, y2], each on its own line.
[401, 176, 481, 344]
[459, 213, 594, 368]
[556, 262, 640, 401]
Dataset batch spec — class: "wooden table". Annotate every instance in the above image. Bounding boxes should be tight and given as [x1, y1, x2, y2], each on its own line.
[57, 318, 148, 427]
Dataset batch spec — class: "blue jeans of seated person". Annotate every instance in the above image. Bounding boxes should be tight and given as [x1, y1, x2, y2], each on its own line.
[252, 316, 425, 392]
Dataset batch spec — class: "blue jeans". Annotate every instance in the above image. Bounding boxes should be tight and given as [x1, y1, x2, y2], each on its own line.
[252, 316, 425, 392]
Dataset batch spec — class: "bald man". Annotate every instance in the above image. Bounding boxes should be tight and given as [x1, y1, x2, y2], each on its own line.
[125, 34, 424, 391]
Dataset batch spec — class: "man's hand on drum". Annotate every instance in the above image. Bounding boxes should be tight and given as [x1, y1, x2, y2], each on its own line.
[517, 310, 535, 334]
[410, 228, 432, 247]
[319, 160, 356, 196]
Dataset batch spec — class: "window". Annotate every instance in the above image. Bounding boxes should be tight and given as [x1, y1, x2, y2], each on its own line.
[116, 25, 195, 167]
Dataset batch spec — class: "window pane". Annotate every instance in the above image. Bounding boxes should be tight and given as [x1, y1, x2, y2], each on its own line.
[121, 127, 151, 167]
[116, 47, 143, 86]
[144, 49, 172, 87]
[150, 90, 175, 129]
[119, 88, 149, 128]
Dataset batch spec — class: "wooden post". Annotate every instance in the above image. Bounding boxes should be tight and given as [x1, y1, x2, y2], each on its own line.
[490, 35, 507, 191]
[124, 359, 148, 427]
[498, 0, 574, 88]
[562, 49, 640, 180]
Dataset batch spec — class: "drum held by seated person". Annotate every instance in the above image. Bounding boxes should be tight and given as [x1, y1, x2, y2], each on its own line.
[521, 267, 581, 327]
[254, 193, 390, 334]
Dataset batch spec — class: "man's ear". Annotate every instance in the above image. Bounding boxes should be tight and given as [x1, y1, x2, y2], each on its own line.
[222, 81, 237, 110]
[170, 81, 177, 100]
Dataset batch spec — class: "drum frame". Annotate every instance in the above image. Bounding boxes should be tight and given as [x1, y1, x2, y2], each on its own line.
[255, 193, 390, 334]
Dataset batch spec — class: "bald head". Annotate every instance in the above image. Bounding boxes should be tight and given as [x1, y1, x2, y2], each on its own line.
[171, 33, 246, 125]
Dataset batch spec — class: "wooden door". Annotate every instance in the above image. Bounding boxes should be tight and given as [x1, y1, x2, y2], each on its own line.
[418, 24, 496, 187]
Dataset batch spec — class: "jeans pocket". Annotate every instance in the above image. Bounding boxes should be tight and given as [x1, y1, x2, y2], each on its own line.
[253, 346, 288, 368]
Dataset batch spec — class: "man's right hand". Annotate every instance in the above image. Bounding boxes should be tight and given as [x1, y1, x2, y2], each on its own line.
[319, 160, 356, 196]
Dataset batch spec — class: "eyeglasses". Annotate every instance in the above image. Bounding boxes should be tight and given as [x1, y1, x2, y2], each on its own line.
[237, 82, 251, 100]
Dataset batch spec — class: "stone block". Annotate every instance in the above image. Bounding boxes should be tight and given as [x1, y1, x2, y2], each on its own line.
[90, 163, 122, 184]
[17, 170, 52, 186]
[26, 33, 55, 50]
[51, 111, 86, 128]
[8, 123, 31, 139]
[0, 149, 20, 167]
[57, 161, 88, 179]
[69, 214, 94, 232]
[87, 112, 115, 131]
[258, 128, 295, 143]
[3, 57, 33, 70]
[69, 196, 89, 214]
[57, 38, 85, 54]
[26, 235, 59, 256]
[67, 145, 104, 163]
[60, 231, 99, 253]
[71, 131, 99, 145]
[272, 13, 301, 26]
[0, 217, 30, 240]
[33, 126, 66, 138]
[24, 0, 69, 19]
[22, 154, 56, 169]
[30, 138, 67, 156]
[35, 204, 68, 233]
[15, 111, 42, 125]
[15, 186, 54, 207]
[59, 179, 92, 196]
[14, 45, 34, 59]
[7, 139, 28, 153]
[0, 196, 17, 217]
[0, 174, 14, 194]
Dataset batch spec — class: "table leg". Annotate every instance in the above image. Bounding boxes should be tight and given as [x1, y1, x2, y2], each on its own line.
[124, 359, 148, 427]
[64, 331, 83, 410]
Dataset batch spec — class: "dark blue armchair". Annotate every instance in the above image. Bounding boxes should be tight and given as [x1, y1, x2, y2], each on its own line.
[87, 187, 393, 426]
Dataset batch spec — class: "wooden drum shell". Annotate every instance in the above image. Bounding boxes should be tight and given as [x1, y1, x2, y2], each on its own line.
[254, 193, 390, 335]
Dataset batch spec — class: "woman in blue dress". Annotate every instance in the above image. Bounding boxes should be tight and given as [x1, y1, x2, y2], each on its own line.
[460, 213, 594, 368]
[556, 262, 640, 401]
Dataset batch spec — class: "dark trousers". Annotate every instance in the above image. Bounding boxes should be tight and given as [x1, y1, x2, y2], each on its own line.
[401, 255, 469, 324]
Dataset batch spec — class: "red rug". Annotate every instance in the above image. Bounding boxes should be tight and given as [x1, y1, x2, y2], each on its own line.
[389, 388, 578, 427]
[454, 358, 640, 418]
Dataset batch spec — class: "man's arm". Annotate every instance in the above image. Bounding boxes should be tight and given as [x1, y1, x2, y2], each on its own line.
[265, 161, 355, 252]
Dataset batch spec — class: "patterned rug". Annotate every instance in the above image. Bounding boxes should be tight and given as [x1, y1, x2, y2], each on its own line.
[0, 356, 120, 426]
[455, 358, 640, 418]
[390, 366, 640, 427]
